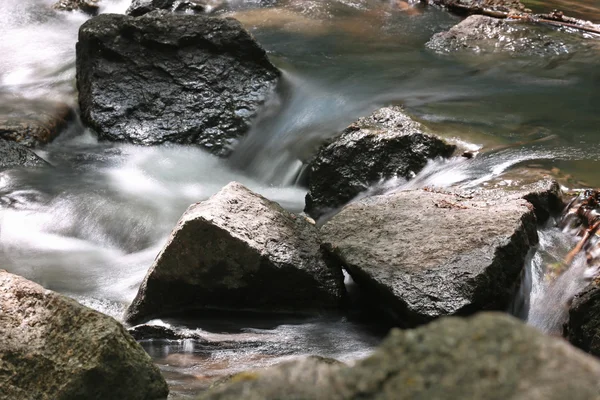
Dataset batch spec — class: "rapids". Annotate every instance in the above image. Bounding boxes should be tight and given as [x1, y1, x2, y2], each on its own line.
[1, 0, 600, 396]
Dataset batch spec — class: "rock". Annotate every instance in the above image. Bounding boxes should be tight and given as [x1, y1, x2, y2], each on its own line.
[127, 0, 209, 16]
[0, 99, 75, 148]
[125, 182, 345, 325]
[427, 15, 578, 57]
[430, 0, 529, 14]
[0, 270, 168, 400]
[304, 107, 456, 219]
[201, 313, 600, 400]
[0, 139, 49, 171]
[53, 0, 100, 15]
[202, 356, 344, 398]
[76, 12, 280, 156]
[565, 283, 600, 357]
[320, 183, 561, 326]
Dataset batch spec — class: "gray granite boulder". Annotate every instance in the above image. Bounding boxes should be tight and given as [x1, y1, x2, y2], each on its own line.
[125, 182, 345, 324]
[320, 182, 562, 326]
[304, 107, 456, 219]
[0, 270, 168, 400]
[0, 139, 49, 171]
[201, 313, 600, 400]
[77, 12, 280, 156]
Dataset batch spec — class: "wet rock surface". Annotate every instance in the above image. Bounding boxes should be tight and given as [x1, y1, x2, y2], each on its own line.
[53, 0, 100, 15]
[0, 99, 74, 148]
[126, 0, 210, 16]
[430, 0, 529, 14]
[76, 12, 280, 156]
[0, 139, 49, 170]
[125, 182, 345, 325]
[565, 283, 600, 357]
[0, 270, 168, 400]
[427, 15, 580, 57]
[304, 107, 456, 219]
[320, 182, 562, 326]
[201, 313, 600, 400]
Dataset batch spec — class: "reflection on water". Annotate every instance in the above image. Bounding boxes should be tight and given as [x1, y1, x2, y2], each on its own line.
[0, 0, 600, 397]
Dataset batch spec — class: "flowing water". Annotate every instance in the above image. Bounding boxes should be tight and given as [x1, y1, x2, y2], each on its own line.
[1, 0, 600, 397]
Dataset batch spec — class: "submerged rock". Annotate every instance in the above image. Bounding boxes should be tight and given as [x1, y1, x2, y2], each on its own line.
[0, 99, 74, 148]
[427, 15, 577, 57]
[77, 12, 280, 156]
[0, 139, 49, 170]
[304, 107, 456, 219]
[125, 182, 345, 325]
[53, 0, 100, 15]
[0, 270, 168, 400]
[201, 313, 600, 399]
[321, 182, 562, 326]
[565, 283, 600, 357]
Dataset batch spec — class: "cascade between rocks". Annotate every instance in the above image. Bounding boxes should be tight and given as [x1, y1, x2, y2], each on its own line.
[1, 0, 600, 398]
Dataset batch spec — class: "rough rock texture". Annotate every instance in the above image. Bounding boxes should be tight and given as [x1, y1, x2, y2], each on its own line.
[430, 0, 529, 14]
[53, 0, 100, 15]
[304, 107, 456, 219]
[0, 270, 168, 400]
[127, 0, 209, 16]
[125, 182, 345, 325]
[0, 100, 74, 148]
[427, 15, 578, 57]
[77, 12, 280, 156]
[320, 183, 562, 326]
[200, 313, 600, 400]
[0, 139, 49, 170]
[565, 283, 600, 357]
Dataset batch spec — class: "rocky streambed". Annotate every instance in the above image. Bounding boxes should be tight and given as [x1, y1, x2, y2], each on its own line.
[1, 0, 600, 398]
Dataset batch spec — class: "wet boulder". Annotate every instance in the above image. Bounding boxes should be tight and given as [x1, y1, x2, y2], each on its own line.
[565, 283, 600, 357]
[0, 99, 75, 148]
[126, 0, 210, 16]
[53, 0, 100, 15]
[430, 0, 529, 14]
[304, 107, 456, 219]
[427, 15, 580, 58]
[320, 183, 562, 326]
[76, 12, 280, 156]
[201, 313, 600, 400]
[0, 139, 49, 171]
[125, 182, 345, 325]
[0, 270, 169, 400]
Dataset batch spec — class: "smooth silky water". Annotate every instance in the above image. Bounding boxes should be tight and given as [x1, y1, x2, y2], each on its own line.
[1, 0, 599, 396]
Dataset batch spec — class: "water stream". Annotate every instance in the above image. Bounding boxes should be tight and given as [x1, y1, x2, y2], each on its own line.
[1, 0, 600, 397]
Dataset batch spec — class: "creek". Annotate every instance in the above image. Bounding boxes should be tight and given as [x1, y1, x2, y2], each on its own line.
[1, 0, 599, 397]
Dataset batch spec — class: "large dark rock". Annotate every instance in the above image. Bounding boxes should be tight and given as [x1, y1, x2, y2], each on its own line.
[0, 99, 74, 148]
[0, 139, 49, 170]
[0, 270, 168, 400]
[126, 0, 209, 16]
[200, 313, 600, 400]
[76, 12, 280, 156]
[53, 0, 100, 15]
[320, 182, 562, 327]
[565, 283, 600, 357]
[125, 182, 345, 325]
[304, 107, 456, 219]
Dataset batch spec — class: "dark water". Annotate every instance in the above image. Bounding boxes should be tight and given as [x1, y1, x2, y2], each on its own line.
[1, 0, 600, 397]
